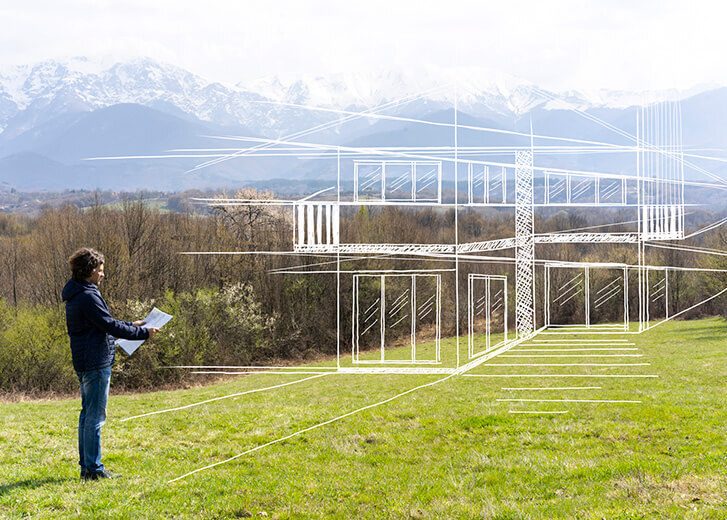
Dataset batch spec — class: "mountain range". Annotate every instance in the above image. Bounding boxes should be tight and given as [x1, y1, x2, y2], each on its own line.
[0, 57, 724, 192]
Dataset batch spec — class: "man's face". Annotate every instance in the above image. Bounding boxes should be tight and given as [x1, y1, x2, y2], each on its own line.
[89, 263, 105, 286]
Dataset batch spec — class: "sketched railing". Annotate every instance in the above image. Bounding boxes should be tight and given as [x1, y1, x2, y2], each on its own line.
[293, 202, 340, 249]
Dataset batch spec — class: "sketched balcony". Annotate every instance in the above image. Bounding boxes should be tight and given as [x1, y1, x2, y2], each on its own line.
[353, 160, 442, 203]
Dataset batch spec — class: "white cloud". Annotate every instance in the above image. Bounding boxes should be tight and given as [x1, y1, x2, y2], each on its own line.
[2, 0, 727, 91]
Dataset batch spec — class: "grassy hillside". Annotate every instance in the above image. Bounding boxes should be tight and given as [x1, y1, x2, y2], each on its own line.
[0, 318, 725, 518]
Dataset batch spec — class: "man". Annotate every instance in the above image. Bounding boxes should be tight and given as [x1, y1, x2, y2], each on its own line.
[62, 247, 159, 481]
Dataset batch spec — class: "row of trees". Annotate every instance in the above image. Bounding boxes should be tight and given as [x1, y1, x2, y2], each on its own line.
[0, 193, 724, 394]
[0, 190, 340, 394]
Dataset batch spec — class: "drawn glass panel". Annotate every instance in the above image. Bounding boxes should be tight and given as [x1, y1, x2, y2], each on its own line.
[598, 179, 623, 204]
[547, 173, 568, 204]
[357, 163, 383, 200]
[589, 268, 625, 324]
[547, 267, 586, 325]
[384, 163, 414, 200]
[383, 276, 412, 357]
[647, 269, 668, 321]
[488, 167, 506, 204]
[413, 275, 439, 361]
[469, 275, 507, 358]
[570, 177, 596, 204]
[353, 275, 382, 361]
[415, 163, 439, 201]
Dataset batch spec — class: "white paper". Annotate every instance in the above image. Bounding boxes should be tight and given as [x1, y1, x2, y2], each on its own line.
[116, 307, 173, 356]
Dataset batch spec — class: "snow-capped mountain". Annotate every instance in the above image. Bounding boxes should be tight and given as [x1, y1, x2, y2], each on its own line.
[238, 65, 576, 121]
[0, 58, 272, 139]
[238, 66, 544, 113]
[0, 56, 724, 192]
[0, 56, 708, 139]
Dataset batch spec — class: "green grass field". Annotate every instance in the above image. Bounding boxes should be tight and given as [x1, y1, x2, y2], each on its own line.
[1, 318, 725, 519]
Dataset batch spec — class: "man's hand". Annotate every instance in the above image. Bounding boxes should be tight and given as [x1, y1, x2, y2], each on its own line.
[146, 327, 160, 338]
[132, 320, 146, 326]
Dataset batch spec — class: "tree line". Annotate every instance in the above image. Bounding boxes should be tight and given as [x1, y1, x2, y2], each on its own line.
[0, 192, 724, 395]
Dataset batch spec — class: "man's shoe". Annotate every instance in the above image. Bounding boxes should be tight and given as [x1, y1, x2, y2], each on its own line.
[83, 470, 121, 481]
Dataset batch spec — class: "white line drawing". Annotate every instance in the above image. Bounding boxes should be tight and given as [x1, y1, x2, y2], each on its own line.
[120, 373, 330, 422]
[498, 398, 642, 404]
[166, 366, 338, 370]
[523, 341, 635, 345]
[190, 371, 330, 375]
[468, 274, 508, 358]
[352, 273, 441, 364]
[462, 374, 659, 378]
[502, 387, 602, 390]
[85, 81, 727, 478]
[88, 83, 727, 370]
[168, 373, 456, 483]
[500, 354, 644, 357]
[512, 348, 639, 351]
[519, 342, 635, 345]
[509, 410, 569, 414]
[482, 363, 651, 367]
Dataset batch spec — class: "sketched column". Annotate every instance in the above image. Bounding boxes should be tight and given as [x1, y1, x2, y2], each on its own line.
[515, 150, 536, 338]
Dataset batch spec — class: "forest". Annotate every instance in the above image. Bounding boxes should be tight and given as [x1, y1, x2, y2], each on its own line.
[0, 190, 724, 394]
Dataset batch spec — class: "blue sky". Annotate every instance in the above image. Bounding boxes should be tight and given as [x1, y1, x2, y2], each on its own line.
[2, 0, 726, 91]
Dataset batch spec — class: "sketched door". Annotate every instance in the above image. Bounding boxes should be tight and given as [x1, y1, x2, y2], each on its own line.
[353, 273, 441, 364]
[646, 268, 668, 322]
[545, 265, 628, 331]
[468, 275, 508, 359]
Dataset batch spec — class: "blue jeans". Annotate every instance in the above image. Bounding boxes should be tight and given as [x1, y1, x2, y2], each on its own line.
[76, 367, 111, 474]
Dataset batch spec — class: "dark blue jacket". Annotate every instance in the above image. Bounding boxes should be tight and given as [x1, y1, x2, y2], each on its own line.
[62, 279, 149, 372]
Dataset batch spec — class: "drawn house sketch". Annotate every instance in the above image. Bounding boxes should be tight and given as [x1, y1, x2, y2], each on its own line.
[98, 86, 727, 483]
[100, 86, 727, 375]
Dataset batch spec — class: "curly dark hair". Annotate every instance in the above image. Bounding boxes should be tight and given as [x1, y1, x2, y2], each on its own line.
[69, 248, 105, 282]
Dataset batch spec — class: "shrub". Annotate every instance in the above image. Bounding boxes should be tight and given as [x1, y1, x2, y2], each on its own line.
[0, 300, 75, 394]
[112, 283, 276, 389]
[0, 282, 278, 394]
